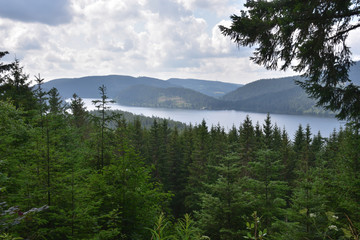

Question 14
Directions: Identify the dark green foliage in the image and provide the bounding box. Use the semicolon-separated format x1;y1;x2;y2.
69;93;89;130
0;67;170;239
196;152;245;240
0;59;36;111
220;0;360;123
116;85;227;109
1;58;359;239
48;87;65;114
185;120;210;212
91;85;117;170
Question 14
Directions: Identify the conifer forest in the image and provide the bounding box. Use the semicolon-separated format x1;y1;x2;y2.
0;55;359;239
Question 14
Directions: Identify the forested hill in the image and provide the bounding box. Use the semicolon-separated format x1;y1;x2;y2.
42;61;360;116
222;76;301;102
223;61;360;103
42;75;176;99
42;75;240;99
115;85;226;109
167;78;242;98
222;61;360;116
220;76;326;115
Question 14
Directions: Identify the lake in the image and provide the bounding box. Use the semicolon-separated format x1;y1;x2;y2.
82;99;344;139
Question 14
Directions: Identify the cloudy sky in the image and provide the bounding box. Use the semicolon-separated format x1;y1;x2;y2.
1;0;360;84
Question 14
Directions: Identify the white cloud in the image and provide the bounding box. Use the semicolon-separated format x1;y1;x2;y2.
177;0;247;19
347;27;360;61
0;0;308;84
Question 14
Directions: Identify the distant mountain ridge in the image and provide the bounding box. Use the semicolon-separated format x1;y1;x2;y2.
42;75;176;99
42;61;360;116
43;75;241;99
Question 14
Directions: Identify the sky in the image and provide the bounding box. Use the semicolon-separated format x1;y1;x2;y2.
1;0;360;84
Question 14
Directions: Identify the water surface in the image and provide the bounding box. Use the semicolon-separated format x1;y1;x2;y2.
83;99;344;139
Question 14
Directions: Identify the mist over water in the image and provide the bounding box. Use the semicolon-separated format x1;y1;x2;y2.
82;99;343;139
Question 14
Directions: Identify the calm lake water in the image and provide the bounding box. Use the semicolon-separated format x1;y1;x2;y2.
83;99;344;139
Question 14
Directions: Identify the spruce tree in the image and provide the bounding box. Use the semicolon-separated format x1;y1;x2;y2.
92;85;115;170
0;59;36;111
196;152;245;240
185;120;209;212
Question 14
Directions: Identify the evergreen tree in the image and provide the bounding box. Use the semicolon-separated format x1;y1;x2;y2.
279;128;296;209
48;87;65;114
263;113;273;149
220;0;360;123
0;51;14;77
166;127;188;218
0;59;36;111
227;125;239;152
33;74;49;121
238;116;256;177
92;85;115;170
196;152;245;240
208;124;228;182
148;119;162;180
69;93;89;137
327;126;360;233
185;120;209;212
128;117;146;155
246;116;288;233
247;149;287;233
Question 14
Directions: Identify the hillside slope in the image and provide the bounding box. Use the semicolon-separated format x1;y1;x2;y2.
221;62;360;116
222;76;302;102
41;61;360;116
167;78;242;98
116;85;225;109
42;75;175;99
43;75;242;99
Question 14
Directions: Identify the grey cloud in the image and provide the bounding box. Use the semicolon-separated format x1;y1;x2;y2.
192;0;213;9
0;0;73;25
146;0;191;19
18;36;42;50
